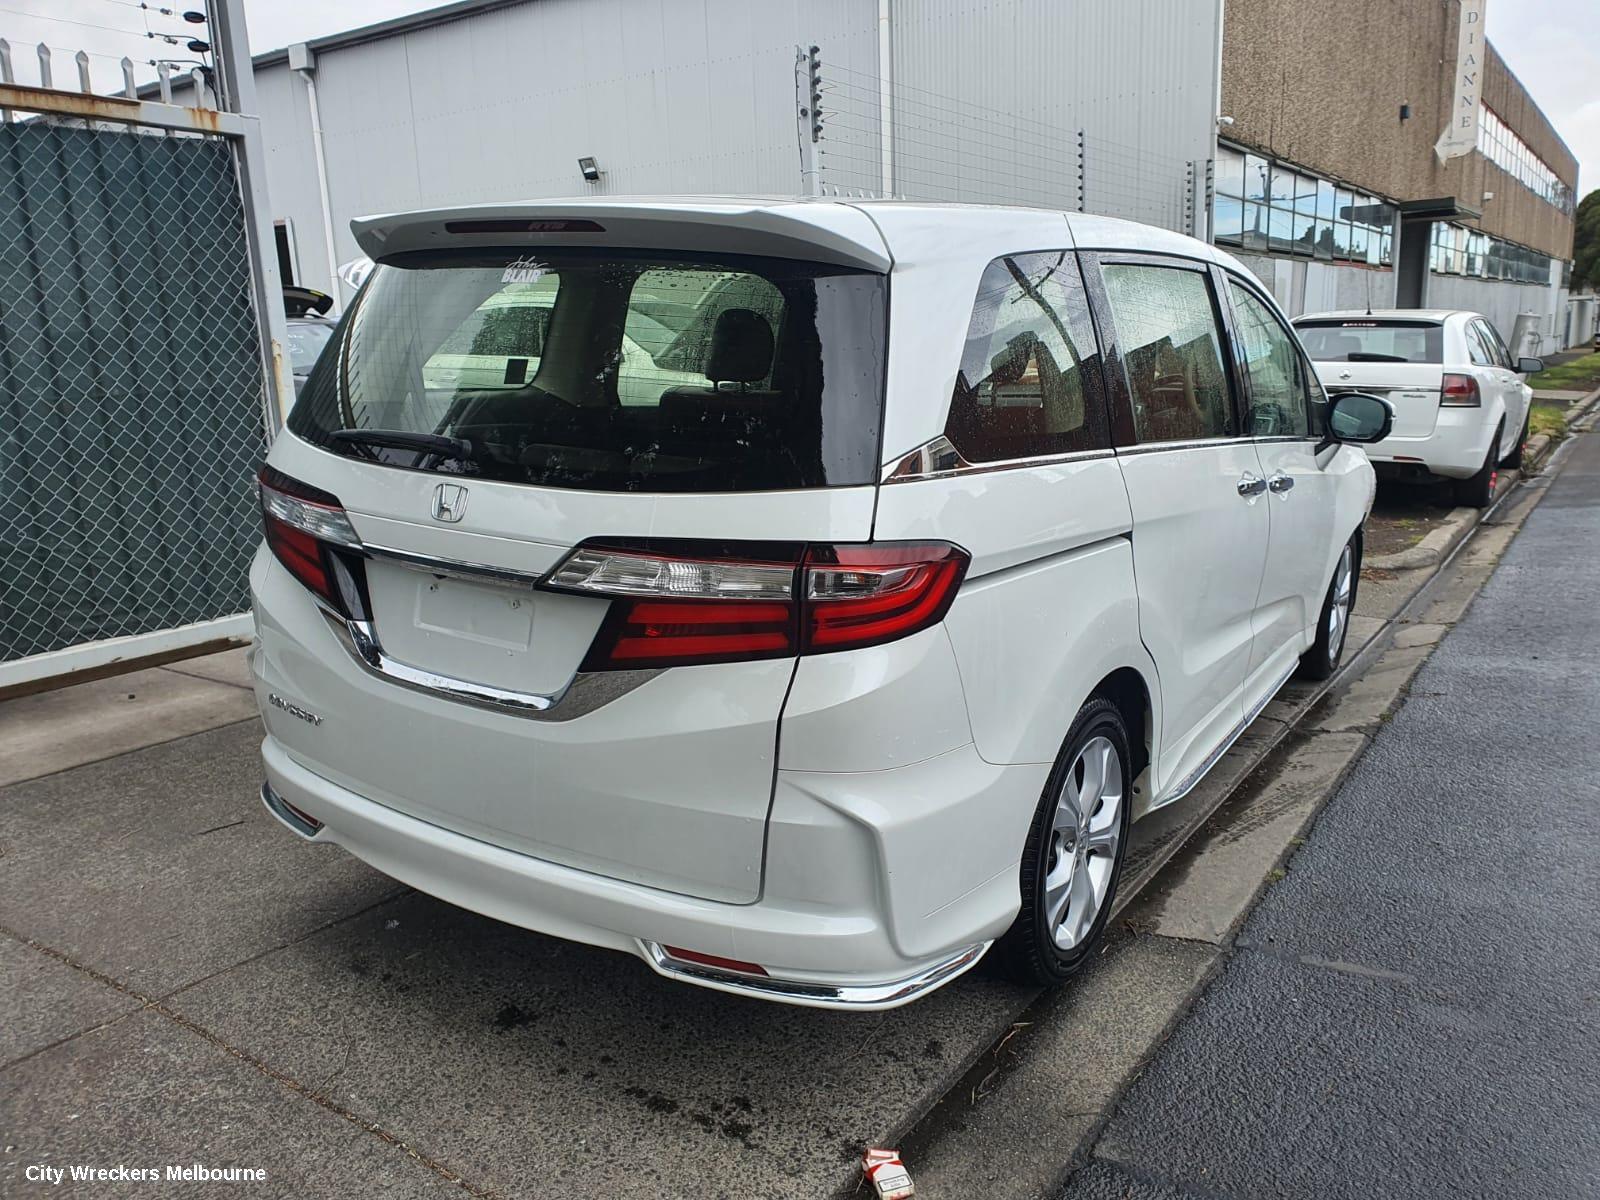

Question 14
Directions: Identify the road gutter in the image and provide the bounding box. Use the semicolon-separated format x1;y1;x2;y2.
883;424;1587;1200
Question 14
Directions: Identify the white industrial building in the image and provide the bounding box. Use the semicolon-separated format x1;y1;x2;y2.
179;0;1585;349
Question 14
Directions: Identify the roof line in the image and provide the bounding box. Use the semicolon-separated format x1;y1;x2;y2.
252;0;532;68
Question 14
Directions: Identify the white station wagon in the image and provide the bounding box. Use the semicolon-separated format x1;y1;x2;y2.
1294;308;1542;507
254;198;1390;1009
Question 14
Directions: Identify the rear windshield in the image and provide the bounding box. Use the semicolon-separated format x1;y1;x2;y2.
1294;320;1443;365
288;249;887;492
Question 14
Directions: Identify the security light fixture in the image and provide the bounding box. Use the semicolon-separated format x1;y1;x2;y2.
182;10;206;22
578;156;601;182
1400;103;1411;121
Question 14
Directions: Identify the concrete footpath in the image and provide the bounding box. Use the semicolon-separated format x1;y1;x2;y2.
1056;407;1600;1197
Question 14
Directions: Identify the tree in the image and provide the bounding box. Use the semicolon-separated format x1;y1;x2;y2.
1574;189;1600;293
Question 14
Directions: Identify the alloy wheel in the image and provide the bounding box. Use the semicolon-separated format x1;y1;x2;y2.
1328;543;1354;664
1044;735;1124;950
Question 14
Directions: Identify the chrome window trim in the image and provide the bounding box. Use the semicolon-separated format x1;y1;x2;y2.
881;435;1115;483
639;940;990;1009
1113;436;1246;457
318;604;660;722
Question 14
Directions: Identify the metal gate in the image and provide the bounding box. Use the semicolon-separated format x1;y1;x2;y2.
0;25;291;694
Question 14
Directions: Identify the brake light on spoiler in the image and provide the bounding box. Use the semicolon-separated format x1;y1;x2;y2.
545;539;970;670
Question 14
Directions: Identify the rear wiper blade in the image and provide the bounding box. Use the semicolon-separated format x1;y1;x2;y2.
1344;352;1410;363
329;428;478;466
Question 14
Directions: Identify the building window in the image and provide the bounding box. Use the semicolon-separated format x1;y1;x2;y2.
1476;105;1574;214
1431;221;1551;284
1213;146;1394;266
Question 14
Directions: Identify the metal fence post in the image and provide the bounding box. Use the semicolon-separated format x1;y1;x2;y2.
795;45;821;197
1076;130;1086;212
210;0;295;434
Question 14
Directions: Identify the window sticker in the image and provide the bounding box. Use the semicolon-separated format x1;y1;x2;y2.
502;257;548;285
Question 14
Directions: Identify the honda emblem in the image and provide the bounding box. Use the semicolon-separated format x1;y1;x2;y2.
431;483;469;523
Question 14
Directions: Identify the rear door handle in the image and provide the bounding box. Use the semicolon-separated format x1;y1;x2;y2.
1268;473;1295;494
1237;474;1268;497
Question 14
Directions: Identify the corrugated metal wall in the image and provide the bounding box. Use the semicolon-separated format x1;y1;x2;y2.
235;0;1220;296
251;0;880;295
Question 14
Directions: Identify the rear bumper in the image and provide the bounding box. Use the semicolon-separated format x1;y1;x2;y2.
260;735;1019;1010
1362;408;1497;479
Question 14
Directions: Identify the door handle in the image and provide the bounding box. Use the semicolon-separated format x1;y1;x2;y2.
1268;473;1295;494
1237;474;1268;498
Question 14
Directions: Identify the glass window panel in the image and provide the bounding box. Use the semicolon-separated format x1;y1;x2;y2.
1244;155;1269;202
1241;202;1268;250
1313;219;1335;260
1268;164;1296;207
1215;146;1246;198
1100;264;1236;444
1228;282;1309;438
1268;206;1295;252
945;252;1110;461
1213;195;1245;243
1316;179;1337;221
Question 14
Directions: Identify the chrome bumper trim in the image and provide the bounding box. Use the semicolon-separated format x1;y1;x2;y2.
318;606;659;722
638;940;991;1010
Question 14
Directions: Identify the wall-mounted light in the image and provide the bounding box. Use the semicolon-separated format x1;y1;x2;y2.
1399;103;1411;121
1217;115;1235;127
578;156;601;182
1482;190;1495;202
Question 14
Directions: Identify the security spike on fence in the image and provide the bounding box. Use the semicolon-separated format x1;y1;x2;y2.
157;61;172;103
37;42;50;90
0;39;13;86
122;57;136;100
76;49;91;95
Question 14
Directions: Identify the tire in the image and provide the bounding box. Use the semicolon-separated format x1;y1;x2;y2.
1453;421;1502;508
1297;536;1358;681
1502;413;1530;469
992;697;1132;986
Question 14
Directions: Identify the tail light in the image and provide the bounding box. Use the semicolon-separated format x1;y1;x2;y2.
257;465;361;611
546;539;969;670
1440;373;1481;406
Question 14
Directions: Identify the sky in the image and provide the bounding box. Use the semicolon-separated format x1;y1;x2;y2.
6;0;1599;197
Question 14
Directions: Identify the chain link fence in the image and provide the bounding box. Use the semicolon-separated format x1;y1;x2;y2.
0;119;266;664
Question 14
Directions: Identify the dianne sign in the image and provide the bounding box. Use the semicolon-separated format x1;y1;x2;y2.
1434;0;1487;162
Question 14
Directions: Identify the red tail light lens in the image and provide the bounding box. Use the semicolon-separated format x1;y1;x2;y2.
801;542;968;651
257;465;360;609
549;539;970;670
587;598;797;669
1440;373;1481;406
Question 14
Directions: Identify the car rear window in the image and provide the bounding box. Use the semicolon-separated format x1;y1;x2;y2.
288;249;887;493
1294;320;1443;365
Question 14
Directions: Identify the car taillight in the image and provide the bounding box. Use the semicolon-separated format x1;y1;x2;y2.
257;465;361;610
546;539;970;670
1440;373;1481;406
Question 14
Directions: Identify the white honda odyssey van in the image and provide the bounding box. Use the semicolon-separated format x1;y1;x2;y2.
253;198;1389;1010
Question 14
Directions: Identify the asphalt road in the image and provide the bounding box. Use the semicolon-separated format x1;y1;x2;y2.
1060;429;1600;1197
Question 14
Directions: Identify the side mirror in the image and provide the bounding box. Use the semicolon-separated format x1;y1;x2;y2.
1516;356;1544;375
1326;392;1393;444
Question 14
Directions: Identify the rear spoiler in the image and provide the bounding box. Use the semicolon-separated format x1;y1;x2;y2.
350;199;892;273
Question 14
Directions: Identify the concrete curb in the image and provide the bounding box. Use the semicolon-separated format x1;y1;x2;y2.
1364;505;1478;571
